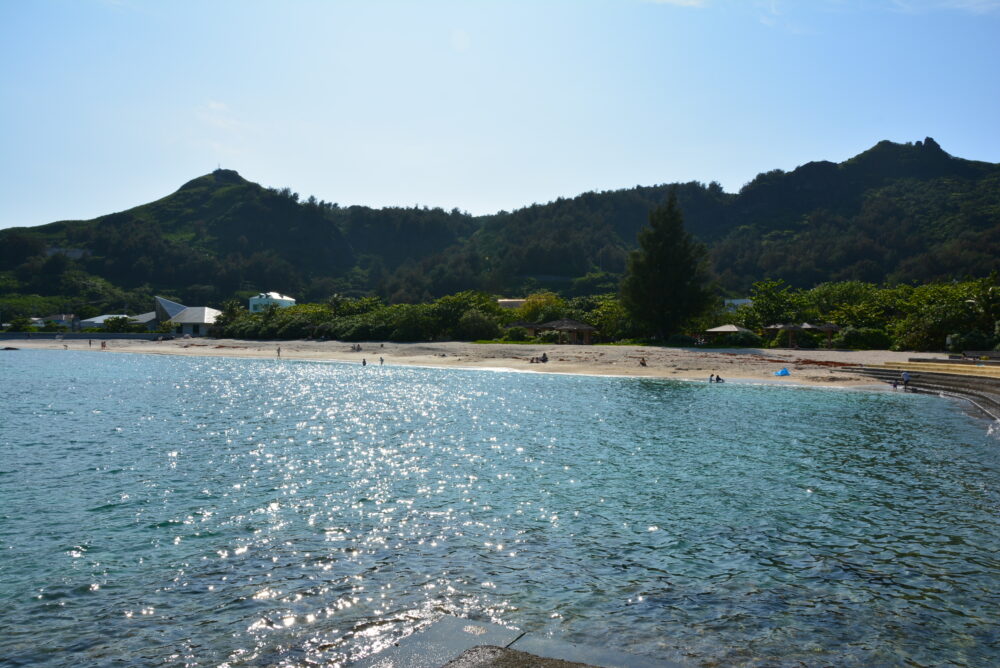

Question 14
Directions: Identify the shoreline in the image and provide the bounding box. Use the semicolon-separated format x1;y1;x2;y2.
4;337;945;389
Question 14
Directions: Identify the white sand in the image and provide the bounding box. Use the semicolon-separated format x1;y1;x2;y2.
6;337;943;387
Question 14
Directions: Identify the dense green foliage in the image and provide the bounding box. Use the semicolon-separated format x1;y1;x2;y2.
199;275;1000;353
1;138;998;321
209;290;635;344
620;191;713;339
719;275;1000;351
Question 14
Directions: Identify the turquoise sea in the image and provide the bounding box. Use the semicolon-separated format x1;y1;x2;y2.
2;350;999;666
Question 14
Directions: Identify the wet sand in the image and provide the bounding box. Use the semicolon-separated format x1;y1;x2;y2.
6;337;944;387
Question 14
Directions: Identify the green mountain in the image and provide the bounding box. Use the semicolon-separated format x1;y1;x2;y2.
396;136;998;299
2;137;998;315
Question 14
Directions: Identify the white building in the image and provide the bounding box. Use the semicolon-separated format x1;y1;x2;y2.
154;296;220;336
496;298;526;310
169;306;221;336
249;292;296;313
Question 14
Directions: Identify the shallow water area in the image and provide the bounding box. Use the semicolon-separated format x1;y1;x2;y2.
2;350;999;666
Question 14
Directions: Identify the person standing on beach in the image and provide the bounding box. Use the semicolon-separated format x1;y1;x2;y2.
277;346;281;358
379;357;384;366
709;373;715;382
901;370;911;391
362;358;367;366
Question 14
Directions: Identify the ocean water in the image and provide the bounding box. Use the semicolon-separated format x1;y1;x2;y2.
2;350;999;667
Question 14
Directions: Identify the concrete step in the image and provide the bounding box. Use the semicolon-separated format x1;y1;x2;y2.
877;361;1000;378
838;366;1000;419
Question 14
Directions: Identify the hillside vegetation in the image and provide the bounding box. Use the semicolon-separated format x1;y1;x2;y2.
1;137;998;319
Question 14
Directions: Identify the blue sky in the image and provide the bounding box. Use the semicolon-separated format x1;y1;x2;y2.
1;0;998;229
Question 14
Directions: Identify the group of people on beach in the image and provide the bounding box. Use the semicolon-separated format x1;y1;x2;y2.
529;353;548;364
708;373;724;383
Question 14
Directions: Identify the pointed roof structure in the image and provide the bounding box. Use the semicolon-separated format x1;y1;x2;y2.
155;296;187;324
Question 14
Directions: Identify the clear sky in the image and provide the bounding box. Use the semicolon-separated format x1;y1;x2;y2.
2;0;999;229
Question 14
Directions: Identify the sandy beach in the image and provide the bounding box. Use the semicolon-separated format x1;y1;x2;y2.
5;337;943;387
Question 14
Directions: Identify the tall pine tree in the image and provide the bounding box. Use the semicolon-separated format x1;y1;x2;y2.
620;191;713;339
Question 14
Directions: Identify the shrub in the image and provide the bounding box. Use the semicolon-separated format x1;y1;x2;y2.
452;309;500;341
534;330;563;344
7;316;34;332
717;331;763;347
39;321;69;333
832;326;891;350
501;326;529;341
946;330;995;353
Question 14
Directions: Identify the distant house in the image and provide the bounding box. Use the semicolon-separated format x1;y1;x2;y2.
169;306;221;336
129;311;158;330
249;292;296;313
38;313;76;328
154;296;221;336
497;298;526;310
80;314;129;329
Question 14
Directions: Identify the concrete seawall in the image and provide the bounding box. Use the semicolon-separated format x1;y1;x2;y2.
0;332;169;341
841;366;1000;420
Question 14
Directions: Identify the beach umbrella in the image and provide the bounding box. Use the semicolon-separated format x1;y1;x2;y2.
777;323;802;348
704;324;753;334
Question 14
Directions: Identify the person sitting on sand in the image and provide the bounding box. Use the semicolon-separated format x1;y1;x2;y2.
639;357;647;367
715;375;724;383
540;352;548;363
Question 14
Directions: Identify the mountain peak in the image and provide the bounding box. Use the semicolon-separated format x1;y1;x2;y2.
918;136;943;152
178;168;248;192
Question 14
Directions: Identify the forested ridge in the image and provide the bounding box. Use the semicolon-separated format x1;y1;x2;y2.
1;137;998;318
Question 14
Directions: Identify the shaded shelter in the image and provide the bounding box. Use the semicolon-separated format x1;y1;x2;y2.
705;324;753;344
767;323;803;348
537;319;598;345
504;320;541;338
801;322;840;348
705;324;753;334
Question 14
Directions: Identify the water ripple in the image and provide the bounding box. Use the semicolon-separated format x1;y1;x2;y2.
1;351;998;666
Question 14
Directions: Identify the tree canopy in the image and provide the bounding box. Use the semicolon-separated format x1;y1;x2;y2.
620;192;713;339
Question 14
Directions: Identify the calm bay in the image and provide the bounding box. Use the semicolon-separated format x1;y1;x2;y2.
2;350;998;666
